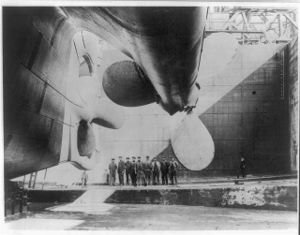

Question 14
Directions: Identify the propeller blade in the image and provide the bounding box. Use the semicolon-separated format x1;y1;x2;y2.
171;113;215;171
91;97;125;129
103;60;156;107
77;120;96;157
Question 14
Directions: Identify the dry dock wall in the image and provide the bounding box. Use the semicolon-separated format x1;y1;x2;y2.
201;45;290;175
24;180;297;211
158;41;297;177
105;185;297;211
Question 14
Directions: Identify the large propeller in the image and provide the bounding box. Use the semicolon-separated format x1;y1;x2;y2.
169;32;239;171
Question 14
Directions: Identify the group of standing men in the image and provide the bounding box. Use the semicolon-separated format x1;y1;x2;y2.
108;156;179;186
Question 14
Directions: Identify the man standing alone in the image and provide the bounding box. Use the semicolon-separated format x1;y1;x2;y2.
238;157;247;178
81;171;88;187
109;158;117;186
117;156;125;186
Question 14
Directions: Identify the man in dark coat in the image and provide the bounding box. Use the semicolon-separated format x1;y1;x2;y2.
160;158;169;185
81;171;88;187
117;156;126;186
152;158;160;185
169;158;178;185
136;156;146;186
238;157;246;178
108;158;117;186
144;156;152;185
130;156;137;187
125;157;131;185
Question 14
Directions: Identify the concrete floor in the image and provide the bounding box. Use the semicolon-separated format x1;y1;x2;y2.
6;203;298;230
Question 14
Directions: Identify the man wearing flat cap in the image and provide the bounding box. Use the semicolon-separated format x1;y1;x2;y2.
161;157;169;185
109;158;117;186
137;156;146;186
152;158;160;185
130;156;137;186
125;157;131;185
117;156;125;186
144;156;152;185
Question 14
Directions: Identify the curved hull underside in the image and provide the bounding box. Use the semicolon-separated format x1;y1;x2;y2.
3;7;207;179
